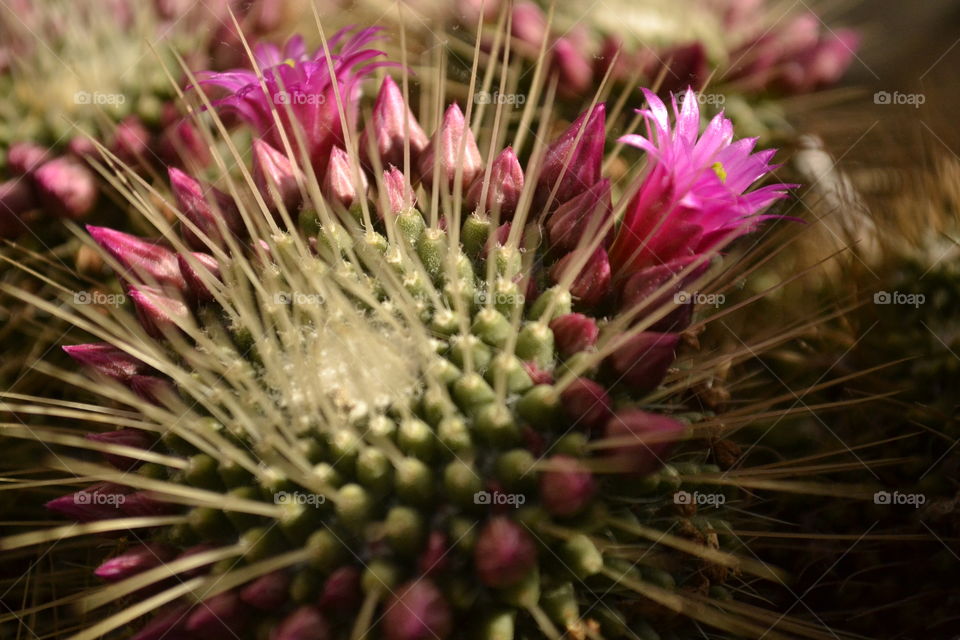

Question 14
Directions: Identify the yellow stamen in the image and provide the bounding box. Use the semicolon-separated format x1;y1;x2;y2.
712;162;727;183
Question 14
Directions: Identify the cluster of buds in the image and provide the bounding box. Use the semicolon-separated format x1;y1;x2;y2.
30;26;791;640
454;0;857;98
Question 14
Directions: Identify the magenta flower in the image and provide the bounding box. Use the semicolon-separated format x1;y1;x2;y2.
196;29;389;175
608;88;793;276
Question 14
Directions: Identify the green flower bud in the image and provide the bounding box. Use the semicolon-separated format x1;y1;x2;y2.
327;430;360;473
430;308;460;336
449;516;478;552
428;356;462;386
562;534;604;579
462;212;491;257
472;308;513;348
444;459;484;507
398;418;436;460
498;564;540;608
185;453;223;489
187;506;233;539
495;449;537;492
384;505;424;554
516;385;562;427
311;462;344;489
241;525;284;562
362;558;400;594
225;486;262;530
396;210;425;244
290;568;324;603
485;353;535;394
279;500;326;544
449;334;493;371
541;582;578;627
336;483;373;530
476;609;516;640
367;415;397;441
356;447;393;493
395;457;434;505
528;286;572;322
516;322;554;368
452;373;496;412
474;403;521;446
552;432;588;457
640;566;676;590
438;416;473;454
417;227;447;280
218;459;253;488
305;529;345;572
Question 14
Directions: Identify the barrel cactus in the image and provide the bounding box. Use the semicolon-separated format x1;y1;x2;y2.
0;23;823;640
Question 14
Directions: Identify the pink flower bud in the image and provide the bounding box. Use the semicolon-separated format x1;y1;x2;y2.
467;146;524;218
158;119;212;168
185;591;248;639
549;313;599;358
522;361;553;386
318;565;362;612
240;570;291;610
560;378;612;433
474;517;537;588
45;483;132;522
539;455;597;517
128;286;191;339
87;225;186;290
534;104;605;208
511;2;548;50
606;331;679;393
129;374;176;405
552;37;594;97
6;142;50;175
33;157;97;218
272;606;331;640
62;343;150;381
380;165;416;217
648;43;708;95
94;543;177;581
418;103;483;189
549;248;611;308
362;75;429;170
603;410;686;475
111;116;151;164
383;579;453;640
253;139;304;212
547;179;612;252
168;167;243;250
418;531;450;576
118;491;177;518
323;146;368;210
177;252;221;303
130;604;190;640
85;429;154;470
67;136;99;161
620;256;707;332
0;179;37;238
